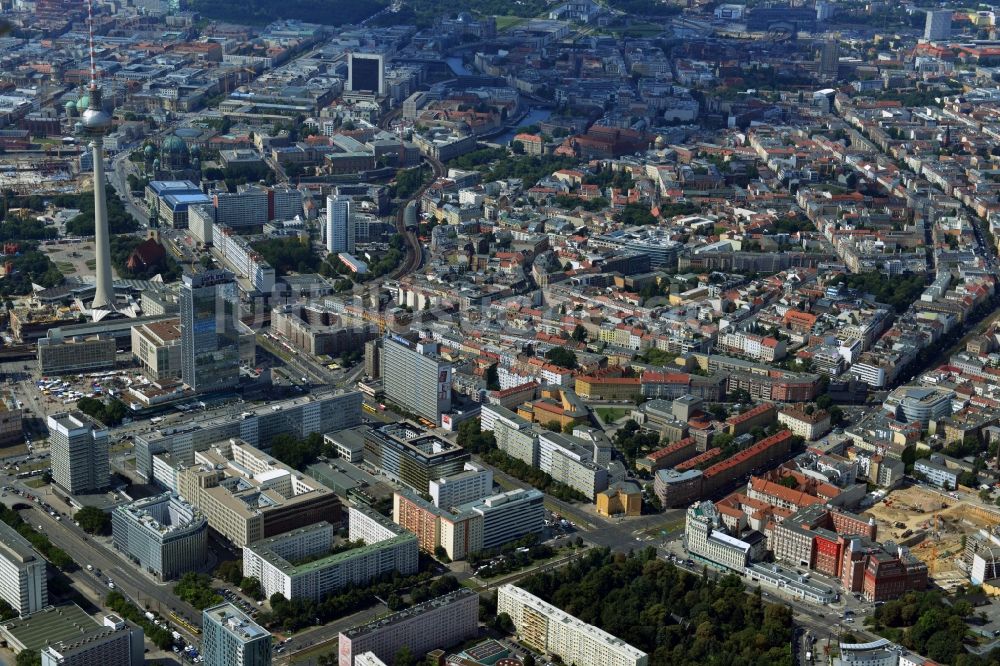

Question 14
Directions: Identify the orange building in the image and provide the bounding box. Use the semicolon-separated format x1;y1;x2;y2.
596;482;642;517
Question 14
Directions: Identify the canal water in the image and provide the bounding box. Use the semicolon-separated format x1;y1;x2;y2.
495;108;553;145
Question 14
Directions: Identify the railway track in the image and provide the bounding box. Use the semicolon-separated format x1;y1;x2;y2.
389;154;444;279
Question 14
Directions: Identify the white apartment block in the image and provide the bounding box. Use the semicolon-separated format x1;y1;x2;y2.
0;521;46;616
212;224;276;293
337;589;478;666
271;186;304;221
537;431;609;499
429;462;493;509
850;362;887;388
243;508;417;602
497;585;648;666
480;404;527;433
214;186;268;227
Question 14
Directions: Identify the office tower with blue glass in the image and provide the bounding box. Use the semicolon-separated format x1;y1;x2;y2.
180;269;240;394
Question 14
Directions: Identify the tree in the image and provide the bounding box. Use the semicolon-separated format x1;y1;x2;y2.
958;470;978;488
614;203;657;226
486;364;500;391
215;559;244;586
544;347;577;369
394;646;418;666
572;324;587;342
252;237;319;276
270;432;324;470
16;650;40;666
174;572;222;610
494;611;515;633
523;656;537;666
0;598;16;622
74;506;111;535
434;546;450;563
240;576;263;600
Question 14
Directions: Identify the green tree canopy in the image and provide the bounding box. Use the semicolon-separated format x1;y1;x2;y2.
74;506;111;535
544;347;577;369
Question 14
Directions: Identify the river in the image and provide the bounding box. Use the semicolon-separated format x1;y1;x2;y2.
495;108;554;145
445;57;473;76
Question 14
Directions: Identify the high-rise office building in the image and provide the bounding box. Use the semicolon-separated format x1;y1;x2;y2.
134;390;363;482
364;339;381;379
214;186;268;227
202;603;272;666
819;39;839;80
924;9;952;40
47;411;110;494
0;521;47;616
347;53;385;95
0;393;22;447
270;186;304;221
180;270;240;394
326;195;354;254
364;422;469;492
111;493;208;580
381;336;452;424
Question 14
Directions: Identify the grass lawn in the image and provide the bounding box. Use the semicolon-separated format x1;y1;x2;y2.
55;262;76;274
85;259;96;269
495;15;526;30
23;478;46;489
595;406;630;422
641;517;685;538
19;460;49;473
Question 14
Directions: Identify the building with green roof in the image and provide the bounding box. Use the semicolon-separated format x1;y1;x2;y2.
242;506;417;602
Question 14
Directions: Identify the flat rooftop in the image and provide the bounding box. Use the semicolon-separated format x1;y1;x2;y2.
343;588;477;639
0;604;98;652
372;422;463;458
203;603;268;642
0;520;41;564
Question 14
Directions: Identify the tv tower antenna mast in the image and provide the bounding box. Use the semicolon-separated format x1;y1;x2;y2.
80;0;116;316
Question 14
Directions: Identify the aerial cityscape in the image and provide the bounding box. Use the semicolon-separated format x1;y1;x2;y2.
7;0;1000;664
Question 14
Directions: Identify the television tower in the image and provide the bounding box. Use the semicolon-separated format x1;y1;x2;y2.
80;0;115;315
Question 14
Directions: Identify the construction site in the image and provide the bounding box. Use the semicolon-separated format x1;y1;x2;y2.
0;155;80;194
864;485;1000;591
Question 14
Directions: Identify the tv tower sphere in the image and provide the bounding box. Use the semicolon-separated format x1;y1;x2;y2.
81;92;112;136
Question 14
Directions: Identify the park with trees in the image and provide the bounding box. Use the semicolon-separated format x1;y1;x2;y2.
517;546;795;666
